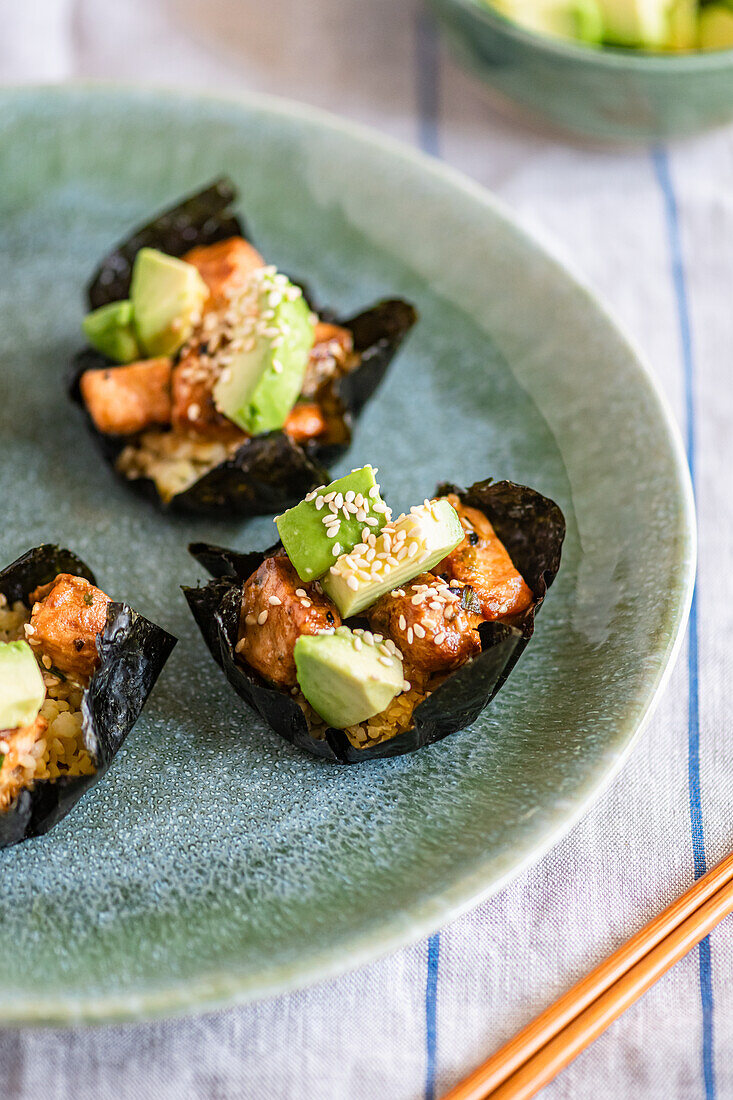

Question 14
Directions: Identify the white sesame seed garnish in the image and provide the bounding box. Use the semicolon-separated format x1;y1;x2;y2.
295;589;307;597
413;624;426;638
402;680;411;692
406;627;414;644
353;636;363;651
235;639;246;653
398;614;407;631
332;543;342;556
434;632;447;645
257;610;269;625
268;596;282;605
378;656;394;667
347;577;359;590
300;598;312;607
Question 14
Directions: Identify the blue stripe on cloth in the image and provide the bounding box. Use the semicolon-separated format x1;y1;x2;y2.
651;144;716;1100
425;933;441;1100
415;9;441;157
415;12;441;1098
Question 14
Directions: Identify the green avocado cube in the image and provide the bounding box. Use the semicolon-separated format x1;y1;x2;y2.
699;4;733;47
82;300;141;363
596;0;670;47
493;0;603;42
131;248;208;358
294;626;404;729
0;640;46;731
322;498;464;619
212;270;314;436
276;466;390;583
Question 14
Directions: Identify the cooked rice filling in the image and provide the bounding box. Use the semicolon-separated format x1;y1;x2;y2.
0;597;94;813
295;680;430;750
116;432;240;502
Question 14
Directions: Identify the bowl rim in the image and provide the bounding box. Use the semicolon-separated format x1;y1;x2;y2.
440;0;733;69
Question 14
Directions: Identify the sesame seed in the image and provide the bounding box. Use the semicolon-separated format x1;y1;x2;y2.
345;490;355;503
269;596;282;605
398;614;407;630
42;654;52;669
369;485;379;498
300;598;312;607
402;680;411;692
295;589;307;597
257;610;269;625
353;637;363;651
434;632;447;645
332;543;342;556
406;627;414;644
235;639;246;653
347;577;359;590
413;624;426;638
365;516;379;526
378;656;394;667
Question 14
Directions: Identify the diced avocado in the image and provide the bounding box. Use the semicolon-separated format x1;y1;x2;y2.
130;248;208;358
699;4;733;48
664;0;697;48
213;270;314;436
82;300;141;363
322;499;464;619
493;0;603;42
276;467;390;583
0;641;45;731
596;0;671;47
294;626;403;728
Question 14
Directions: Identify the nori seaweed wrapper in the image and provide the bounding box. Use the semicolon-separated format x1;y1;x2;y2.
0;546;177;848
183;479;565;763
71;179;417;515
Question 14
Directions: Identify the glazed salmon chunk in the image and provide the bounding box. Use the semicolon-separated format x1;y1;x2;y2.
79;358;172;436
28;574;111;679
237;554;341;688
368;573;482;676
183;237;265;307
436;496;533;620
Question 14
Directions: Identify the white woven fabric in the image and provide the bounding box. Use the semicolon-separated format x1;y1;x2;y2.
1;1;731;1096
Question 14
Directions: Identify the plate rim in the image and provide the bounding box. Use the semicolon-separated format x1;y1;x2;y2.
0;81;696;1026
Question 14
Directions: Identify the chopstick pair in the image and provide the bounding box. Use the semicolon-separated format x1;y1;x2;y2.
443;850;733;1100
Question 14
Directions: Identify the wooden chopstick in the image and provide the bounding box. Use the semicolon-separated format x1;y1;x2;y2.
443;850;733;1100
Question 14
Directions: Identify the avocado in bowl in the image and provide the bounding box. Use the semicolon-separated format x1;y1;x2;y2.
428;0;733;141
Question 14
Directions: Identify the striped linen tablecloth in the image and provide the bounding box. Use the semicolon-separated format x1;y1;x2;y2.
1;1;731;1096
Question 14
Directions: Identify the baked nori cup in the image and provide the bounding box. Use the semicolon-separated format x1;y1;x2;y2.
182;479;565;763
70;178;417;515
0;545;177;849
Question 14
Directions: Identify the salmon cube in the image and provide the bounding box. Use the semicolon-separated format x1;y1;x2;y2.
79;358;172;436
183;237;264;307
28;574;111;679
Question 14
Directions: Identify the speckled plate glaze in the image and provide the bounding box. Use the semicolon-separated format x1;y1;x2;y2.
0;85;694;1025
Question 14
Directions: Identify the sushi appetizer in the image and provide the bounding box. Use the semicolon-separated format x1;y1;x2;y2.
184;467;565;762
70;179;416;514
0;546;176;848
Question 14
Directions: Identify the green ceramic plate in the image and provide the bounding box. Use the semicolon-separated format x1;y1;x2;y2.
0;85;694;1025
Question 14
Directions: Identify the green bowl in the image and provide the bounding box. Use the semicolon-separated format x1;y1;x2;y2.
428;0;733;142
